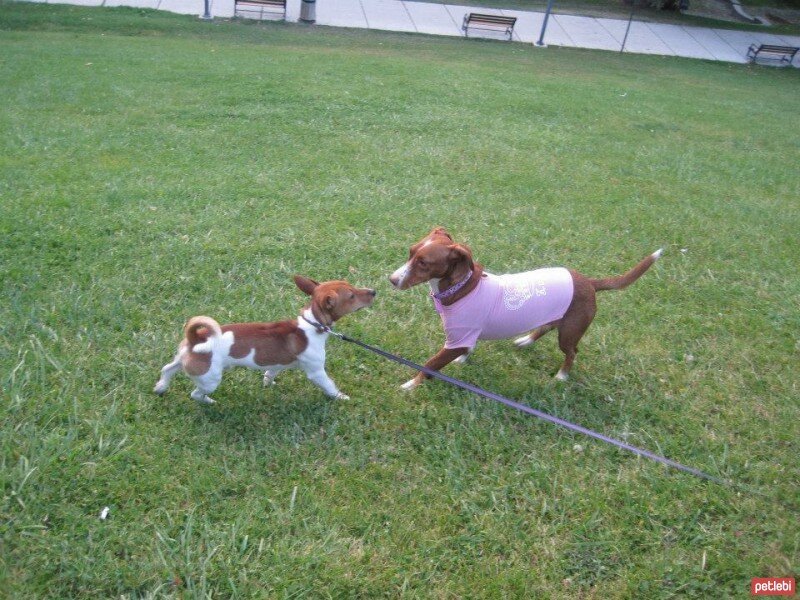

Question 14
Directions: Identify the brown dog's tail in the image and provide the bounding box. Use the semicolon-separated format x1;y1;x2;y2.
184;316;222;353
589;249;663;291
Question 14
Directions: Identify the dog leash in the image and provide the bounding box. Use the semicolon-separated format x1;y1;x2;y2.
301;317;788;504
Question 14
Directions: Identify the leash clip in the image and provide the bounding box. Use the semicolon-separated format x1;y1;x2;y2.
300;314;344;338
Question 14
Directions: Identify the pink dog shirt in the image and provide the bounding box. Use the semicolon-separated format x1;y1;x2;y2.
433;268;574;350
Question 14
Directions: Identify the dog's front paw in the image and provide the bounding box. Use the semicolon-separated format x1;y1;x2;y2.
554;370;569;382
401;378;420;391
335;392;350;400
153;381;168;396
453;353;470;364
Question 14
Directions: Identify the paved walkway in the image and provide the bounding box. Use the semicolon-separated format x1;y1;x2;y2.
28;0;800;64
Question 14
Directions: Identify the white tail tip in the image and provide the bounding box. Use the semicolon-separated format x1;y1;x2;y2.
652;248;664;260
191;341;213;354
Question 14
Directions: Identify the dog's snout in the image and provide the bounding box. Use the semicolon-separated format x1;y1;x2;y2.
390;262;411;289
368;289;377;297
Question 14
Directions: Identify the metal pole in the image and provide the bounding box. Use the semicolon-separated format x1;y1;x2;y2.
535;0;555;47
200;0;212;20
620;1;635;53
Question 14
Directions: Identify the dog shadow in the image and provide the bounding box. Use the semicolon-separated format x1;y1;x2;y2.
441;348;631;429
166;347;631;450
184;372;339;442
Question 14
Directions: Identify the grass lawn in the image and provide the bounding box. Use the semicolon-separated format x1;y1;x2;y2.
1;3;799;597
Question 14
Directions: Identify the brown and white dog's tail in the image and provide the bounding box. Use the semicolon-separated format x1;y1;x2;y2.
184;316;222;354
589;249;663;292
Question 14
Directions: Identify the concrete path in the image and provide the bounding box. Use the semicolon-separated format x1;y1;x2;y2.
34;0;800;65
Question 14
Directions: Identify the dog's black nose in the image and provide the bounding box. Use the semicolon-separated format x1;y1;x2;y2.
368;289;377;297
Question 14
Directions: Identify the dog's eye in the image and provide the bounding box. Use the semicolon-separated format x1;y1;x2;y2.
418;260;427;269
350;293;355;299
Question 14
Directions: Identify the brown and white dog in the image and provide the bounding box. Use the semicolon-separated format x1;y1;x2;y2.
389;227;661;389
154;276;376;404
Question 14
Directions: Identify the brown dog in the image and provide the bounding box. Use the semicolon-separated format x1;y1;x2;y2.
389;227;661;389
154;276;376;404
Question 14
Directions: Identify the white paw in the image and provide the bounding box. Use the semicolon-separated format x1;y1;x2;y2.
263;377;276;387
335;392;350;400
401;379;420;391
153;381;168;395
554;370;569;382
514;335;533;348
192;393;216;404
453;354;470;364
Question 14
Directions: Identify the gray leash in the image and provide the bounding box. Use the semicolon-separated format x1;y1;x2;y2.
303;317;789;507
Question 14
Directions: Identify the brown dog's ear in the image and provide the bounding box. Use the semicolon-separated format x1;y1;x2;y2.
311;291;337;326
448;244;474;269
430;226;453;240
294;275;319;296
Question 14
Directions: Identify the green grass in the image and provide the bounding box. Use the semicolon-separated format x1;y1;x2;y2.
1;3;799;597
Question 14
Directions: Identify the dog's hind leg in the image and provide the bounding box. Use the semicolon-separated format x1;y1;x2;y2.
189;373;222;405
554;309;595;381
263;364;291;387
190;388;216;404
154;353;183;396
514;321;559;348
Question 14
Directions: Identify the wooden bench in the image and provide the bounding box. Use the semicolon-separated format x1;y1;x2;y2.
746;44;799;66
235;0;286;20
462;13;516;41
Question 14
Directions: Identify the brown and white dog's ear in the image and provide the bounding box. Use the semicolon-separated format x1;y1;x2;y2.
311;291;337;326
322;292;336;311
294;275;320;296
430;226;453;240
448;244;474;269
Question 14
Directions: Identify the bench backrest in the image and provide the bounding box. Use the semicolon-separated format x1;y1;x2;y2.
236;0;285;6
755;44;799;54
466;13;517;26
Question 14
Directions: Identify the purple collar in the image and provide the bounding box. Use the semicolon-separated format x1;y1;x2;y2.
433;270;473;300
